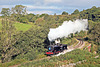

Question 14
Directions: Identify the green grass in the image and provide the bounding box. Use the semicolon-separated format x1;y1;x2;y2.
19;49;96;67
76;57;100;67
14;22;32;32
0;20;33;32
0;59;26;67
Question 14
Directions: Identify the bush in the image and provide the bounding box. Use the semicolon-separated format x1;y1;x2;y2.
20;49;96;67
0;59;26;67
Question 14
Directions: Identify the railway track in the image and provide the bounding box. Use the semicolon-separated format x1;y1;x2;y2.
10;40;84;67
73;40;83;49
53;40;84;56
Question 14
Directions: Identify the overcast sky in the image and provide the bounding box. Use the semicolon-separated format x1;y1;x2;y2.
0;0;100;15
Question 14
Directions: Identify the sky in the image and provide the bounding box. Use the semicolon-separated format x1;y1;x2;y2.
0;0;100;15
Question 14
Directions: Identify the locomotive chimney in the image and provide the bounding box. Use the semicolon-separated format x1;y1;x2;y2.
55;38;60;45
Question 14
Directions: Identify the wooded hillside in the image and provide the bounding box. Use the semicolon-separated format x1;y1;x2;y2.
0;5;100;67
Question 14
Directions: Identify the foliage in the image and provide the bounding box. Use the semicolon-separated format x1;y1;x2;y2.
13;25;49;60
0;59;26;67
0;20;32;32
88;22;100;45
0;5;100;67
61;37;77;46
0;18;19;62
0;8;10;16
20;49;96;67
62;11;68;15
76;57;100;67
75;31;86;39
79;6;100;22
97;46;100;55
71;9;79;15
11;5;27;15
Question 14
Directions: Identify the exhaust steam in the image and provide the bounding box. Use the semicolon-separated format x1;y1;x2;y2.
48;19;88;41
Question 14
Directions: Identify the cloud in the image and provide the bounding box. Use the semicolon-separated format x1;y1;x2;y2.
27;10;53;15
0;5;14;8
26;5;61;10
44;0;62;3
61;0;100;8
0;0;99;15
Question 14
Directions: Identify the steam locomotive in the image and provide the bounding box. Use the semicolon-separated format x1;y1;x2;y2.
46;44;67;55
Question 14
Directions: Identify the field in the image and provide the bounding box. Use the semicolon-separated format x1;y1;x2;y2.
14;22;32;32
0;19;32;32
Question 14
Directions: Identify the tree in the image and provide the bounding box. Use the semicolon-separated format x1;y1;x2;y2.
72;9;79;15
1;8;10;16
62;11;68;15
20;17;29;23
26;14;35;22
88;23;100;45
11;5;27;15
0;18;18;62
14;26;49;59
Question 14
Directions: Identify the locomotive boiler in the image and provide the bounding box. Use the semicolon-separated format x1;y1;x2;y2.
46;43;67;55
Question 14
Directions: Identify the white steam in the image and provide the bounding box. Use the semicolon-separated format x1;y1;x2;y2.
48;19;88;41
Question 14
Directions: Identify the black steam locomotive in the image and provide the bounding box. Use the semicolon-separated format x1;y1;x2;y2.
46;44;67;55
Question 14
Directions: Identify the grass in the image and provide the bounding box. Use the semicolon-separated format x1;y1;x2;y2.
0;59;27;67
19;49;96;67
0;19;33;32
14;22;32;32
76;57;100;67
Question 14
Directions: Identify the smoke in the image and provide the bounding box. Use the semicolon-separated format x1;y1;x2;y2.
48;19;88;41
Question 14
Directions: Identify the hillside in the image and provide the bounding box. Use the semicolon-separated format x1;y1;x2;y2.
0;19;32;32
0;6;100;67
19;49;99;67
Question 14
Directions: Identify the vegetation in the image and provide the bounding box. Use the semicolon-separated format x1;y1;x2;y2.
0;5;100;67
1;8;10;16
71;9;79;15
14;22;32;32
61;37;78;46
0;18;17;62
76;57;100;67
20;49;96;67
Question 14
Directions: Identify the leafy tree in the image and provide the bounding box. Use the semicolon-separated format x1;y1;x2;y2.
62;11;68;15
79;6;100;21
0;18;18;62
88;23;100;45
1;8;11;16
39;14;48;17
11;5;27;15
14;26;49;59
72;9;79;15
26;14;35;22
18;16;29;23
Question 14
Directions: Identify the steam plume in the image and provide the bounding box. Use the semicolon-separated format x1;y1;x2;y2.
48;19;88;41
